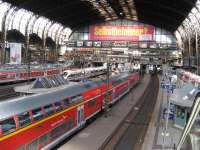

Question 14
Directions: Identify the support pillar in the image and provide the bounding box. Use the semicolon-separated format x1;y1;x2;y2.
1;7;11;64
188;36;191;68
195;31;199;75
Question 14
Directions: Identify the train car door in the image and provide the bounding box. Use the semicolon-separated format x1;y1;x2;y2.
77;105;85;127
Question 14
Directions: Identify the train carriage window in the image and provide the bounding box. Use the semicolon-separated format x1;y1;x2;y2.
39;133;49;148
27;139;38;150
50;122;68;141
84;83;92;89
0;74;7;78
70;95;83;104
32;108;44;121
63;98;70;107
17;145;25;150
18;111;31;128
63;72;68;76
0;118;16;135
44;104;54;116
88;99;96;107
54;101;63;112
68;118;75;130
8;74;16;78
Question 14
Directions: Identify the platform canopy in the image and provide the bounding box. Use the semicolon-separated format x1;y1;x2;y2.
170;82;196;107
2;0;196;32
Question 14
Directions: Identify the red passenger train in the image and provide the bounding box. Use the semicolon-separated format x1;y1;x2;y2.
0;68;62;83
0;72;140;150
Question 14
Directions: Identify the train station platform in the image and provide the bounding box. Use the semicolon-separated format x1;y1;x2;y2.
57;75;150;150
141;75;182;150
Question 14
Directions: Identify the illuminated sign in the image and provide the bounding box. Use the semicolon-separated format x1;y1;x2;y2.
89;25;155;41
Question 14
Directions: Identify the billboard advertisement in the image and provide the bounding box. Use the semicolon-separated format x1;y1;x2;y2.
89;25;155;41
10;43;21;64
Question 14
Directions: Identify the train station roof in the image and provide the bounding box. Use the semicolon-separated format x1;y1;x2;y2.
2;0;197;32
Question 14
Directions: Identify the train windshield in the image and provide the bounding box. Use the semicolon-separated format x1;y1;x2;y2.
0;118;16;135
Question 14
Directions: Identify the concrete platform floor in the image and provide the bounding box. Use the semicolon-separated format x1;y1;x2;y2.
141;75;182;150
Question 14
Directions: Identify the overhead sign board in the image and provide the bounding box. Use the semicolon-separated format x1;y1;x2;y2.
93;41;101;47
84;41;93;47
112;41;127;47
101;41;113;47
76;41;84;47
89;25;155;41
66;41;75;47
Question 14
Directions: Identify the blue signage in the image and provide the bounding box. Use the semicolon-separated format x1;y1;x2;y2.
163;108;175;120
161;82;176;93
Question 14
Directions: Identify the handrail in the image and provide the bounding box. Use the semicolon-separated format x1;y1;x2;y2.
176;96;200;150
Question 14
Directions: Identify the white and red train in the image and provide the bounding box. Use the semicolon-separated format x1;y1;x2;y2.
0;72;140;150
0;66;106;83
62;66;107;81
0;68;63;84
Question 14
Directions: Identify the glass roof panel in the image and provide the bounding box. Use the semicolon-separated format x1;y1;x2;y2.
196;0;200;10
177;26;187;40
58;27;72;44
48;23;61;41
33;17;49;38
6;7;16;31
43;21;52;39
55;27;63;43
188;13;199;33
0;1;71;42
37;18;49;38
0;2;11;31
176;0;200;40
182;19;192;36
11;9;27;34
27;15;37;34
175;31;183;48
19;10;33;35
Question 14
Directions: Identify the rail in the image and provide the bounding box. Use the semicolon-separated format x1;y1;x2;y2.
99;75;159;150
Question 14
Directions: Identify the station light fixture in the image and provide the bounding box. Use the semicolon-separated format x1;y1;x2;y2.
118;0;138;21
81;0;117;21
81;0;138;21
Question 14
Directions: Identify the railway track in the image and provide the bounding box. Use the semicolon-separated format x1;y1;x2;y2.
0;82;29;101
100;74;159;150
0;87;20;100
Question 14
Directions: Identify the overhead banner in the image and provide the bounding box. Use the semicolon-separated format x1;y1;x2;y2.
89;25;155;41
10;43;21;64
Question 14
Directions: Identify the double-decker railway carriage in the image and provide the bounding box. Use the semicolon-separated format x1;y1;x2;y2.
0;72;140;150
0;68;62;84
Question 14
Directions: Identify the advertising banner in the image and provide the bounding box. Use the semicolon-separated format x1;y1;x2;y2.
89;25;155;41
10;43;21;64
